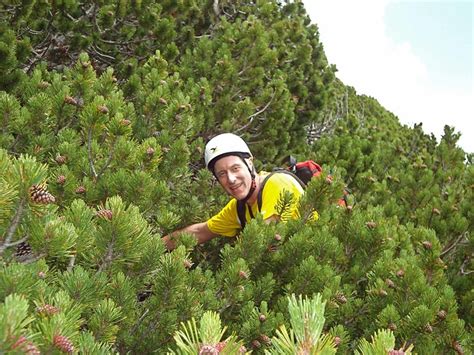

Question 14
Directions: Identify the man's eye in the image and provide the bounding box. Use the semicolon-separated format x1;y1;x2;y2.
217;172;226;179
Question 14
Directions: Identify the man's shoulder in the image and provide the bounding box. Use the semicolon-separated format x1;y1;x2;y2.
263;171;304;191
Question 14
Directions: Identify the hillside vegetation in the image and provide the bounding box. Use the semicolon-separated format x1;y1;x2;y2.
0;1;472;353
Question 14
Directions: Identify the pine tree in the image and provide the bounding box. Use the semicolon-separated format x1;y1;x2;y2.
0;1;472;354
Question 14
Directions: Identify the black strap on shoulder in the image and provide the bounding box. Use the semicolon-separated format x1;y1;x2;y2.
237;171;305;230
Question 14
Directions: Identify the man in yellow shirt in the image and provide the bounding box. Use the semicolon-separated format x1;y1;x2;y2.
163;133;304;250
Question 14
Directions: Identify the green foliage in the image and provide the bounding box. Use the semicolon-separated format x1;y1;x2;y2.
170;311;246;355
0;1;472;354
356;329;413;355
266;294;336;354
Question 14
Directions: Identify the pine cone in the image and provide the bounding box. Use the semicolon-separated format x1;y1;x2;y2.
120;119;131;126
64;96;78;106
366;221;377;229
260;334;271;345
29;184;55;204
96;209;113;221
97;105;109;114
37;304;60;316
15;241;32;258
333;336;341;347
55;155;67;165
251;340;261;349
385;278;395;288
38;81;50;89
388;350;405;355
75;186;86;194
452;340;464;355
422;241;432;250
198;345;219;355
335;293;347;304
215;342;227;352
238;270;249;279
57;175;66;185
388;322;397;331
146;147;155;156
259;314;266;322
11;336;40;355
53;334;74;354
437;310;447;320
396;269;405;278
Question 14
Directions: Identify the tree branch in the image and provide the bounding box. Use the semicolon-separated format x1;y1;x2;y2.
98;235;115;273
234;91;276;134
67;255;76;272
87;127;98;179
440;231;468;257
96;137;118;179
0;197;26;256
213;0;220;16
460;256;473;276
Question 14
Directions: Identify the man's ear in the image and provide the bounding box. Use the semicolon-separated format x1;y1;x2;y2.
246;157;254;170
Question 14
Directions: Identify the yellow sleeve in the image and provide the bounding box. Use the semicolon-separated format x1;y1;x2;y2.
259;173;304;221
206;199;241;237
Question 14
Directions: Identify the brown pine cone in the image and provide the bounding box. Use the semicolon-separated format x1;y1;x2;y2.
238;270;249;279
198;345;219;355
75;186;86;194
64;96;78;106
53;334;74;354
97;105;109;114
11;336;40;355
96;209;113;221
437;310;447;320
335;293;347;304
29;184;55;204
422;241;432;250
15;241;32;258
55;155;67;165
37;304;60;316
146;147;155;156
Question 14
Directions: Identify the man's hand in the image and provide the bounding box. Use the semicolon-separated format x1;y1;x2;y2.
162;222;218;251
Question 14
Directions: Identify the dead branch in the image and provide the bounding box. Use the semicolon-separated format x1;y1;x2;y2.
234;90;276;134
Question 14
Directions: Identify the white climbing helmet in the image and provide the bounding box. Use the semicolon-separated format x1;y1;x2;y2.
204;133;252;170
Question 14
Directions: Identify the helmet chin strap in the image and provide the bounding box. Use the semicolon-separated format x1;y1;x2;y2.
240;159;257;203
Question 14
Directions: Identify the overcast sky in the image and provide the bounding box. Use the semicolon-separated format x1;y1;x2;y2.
301;0;473;153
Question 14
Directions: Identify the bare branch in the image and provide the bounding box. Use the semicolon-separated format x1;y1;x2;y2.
67;255;76;272
96;137;118;179
213;0;220;16
460;255;473;275
87;127;98;180
234;91;276;134
441;231;468;257
5;235;28;247
131;308;150;335
0;198;27;256
21;253;47;264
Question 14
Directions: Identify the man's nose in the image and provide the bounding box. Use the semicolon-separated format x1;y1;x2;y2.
228;172;237;183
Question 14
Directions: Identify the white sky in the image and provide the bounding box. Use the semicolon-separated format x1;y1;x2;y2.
302;0;473;153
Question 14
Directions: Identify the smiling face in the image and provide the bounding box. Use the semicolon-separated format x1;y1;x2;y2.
213;155;253;200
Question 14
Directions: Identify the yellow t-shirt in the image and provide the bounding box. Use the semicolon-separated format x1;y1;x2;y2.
207;172;305;237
